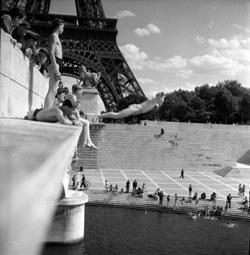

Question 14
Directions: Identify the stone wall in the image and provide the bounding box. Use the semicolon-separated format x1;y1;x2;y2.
0;29;48;118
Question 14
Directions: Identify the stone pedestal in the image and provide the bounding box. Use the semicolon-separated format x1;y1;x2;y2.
46;190;88;243
78;88;99;120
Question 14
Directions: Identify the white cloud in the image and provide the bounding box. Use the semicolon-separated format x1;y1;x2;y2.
195;35;206;44
137;77;157;86
208;22;215;30
119;44;192;79
113;10;136;19
176;69;194;79
208;38;240;49
190;54;227;66
184;82;199;91
120;29;250;87
119;44;148;70
147;23;161;34
134;23;161;37
190;35;250;77
134;28;151;37
233;24;250;34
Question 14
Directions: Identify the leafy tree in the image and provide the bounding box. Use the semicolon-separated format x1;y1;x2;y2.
104;79;250;124
240;94;250;123
214;88;233;123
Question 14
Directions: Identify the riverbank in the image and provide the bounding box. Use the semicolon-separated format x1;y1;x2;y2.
85;189;250;222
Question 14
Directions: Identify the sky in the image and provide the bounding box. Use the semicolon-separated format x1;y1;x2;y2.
50;0;250;98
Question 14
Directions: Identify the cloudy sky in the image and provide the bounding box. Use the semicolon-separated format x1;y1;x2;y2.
51;0;250;98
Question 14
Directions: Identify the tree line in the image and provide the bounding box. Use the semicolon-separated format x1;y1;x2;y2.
113;80;250;124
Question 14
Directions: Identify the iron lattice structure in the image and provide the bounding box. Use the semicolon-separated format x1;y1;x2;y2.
1;0;145;111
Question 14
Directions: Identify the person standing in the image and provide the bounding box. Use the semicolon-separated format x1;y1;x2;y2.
126;179;130;193
132;179;137;194
44;19;64;109
174;194;178;207
180;168;184;179
105;180;108;192
159;190;164;205
188;184;192;200
72;175;76;188
227;193;232;209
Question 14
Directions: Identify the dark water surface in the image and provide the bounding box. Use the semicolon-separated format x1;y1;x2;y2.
42;205;250;255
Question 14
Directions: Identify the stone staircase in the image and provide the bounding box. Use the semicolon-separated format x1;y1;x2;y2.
74;122;250;173
74;123;105;169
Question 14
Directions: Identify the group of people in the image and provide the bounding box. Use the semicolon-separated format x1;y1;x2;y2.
1;8;49;75
238;184;246;197
104;179;146;196
147;188;165;204
71;173;87;190
3;8;168;154
104;180;119;194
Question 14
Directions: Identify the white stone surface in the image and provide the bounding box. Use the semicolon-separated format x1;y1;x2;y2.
0;118;82;255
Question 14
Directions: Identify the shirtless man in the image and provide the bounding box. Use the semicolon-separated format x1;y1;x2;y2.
93;92;166;120
44;19;64;109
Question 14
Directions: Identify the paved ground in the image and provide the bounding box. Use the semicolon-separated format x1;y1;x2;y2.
73;169;250;200
69;169;250;219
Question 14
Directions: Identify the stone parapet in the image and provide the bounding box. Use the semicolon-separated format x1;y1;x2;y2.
0;119;83;255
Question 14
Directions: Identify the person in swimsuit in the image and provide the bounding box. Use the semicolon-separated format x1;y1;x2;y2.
93;92;166;120
28;99;80;125
66;84;97;149
44;18;64;109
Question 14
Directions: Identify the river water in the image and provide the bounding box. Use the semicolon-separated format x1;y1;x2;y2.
42;205;250;255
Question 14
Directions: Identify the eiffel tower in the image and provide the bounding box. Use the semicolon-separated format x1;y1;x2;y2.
1;0;145;111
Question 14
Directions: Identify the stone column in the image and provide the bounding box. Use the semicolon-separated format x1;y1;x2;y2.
46;190;88;243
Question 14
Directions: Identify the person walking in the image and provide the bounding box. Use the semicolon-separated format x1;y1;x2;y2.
180;168;184;179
